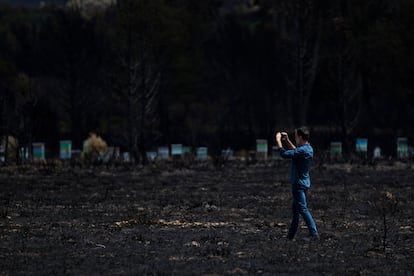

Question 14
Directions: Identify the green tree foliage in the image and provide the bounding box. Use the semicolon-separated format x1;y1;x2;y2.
0;6;48;162
0;0;414;158
37;5;107;148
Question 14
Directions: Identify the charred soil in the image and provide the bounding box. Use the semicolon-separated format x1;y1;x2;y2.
1;161;413;275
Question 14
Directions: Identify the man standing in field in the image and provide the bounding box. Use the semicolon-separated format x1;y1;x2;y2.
275;126;318;241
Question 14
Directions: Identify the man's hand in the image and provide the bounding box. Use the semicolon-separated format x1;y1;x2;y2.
281;131;296;150
276;132;282;142
275;132;283;148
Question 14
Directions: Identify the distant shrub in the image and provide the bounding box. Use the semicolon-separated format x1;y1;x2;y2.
83;133;108;161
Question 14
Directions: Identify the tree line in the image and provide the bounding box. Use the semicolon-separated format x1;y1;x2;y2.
1;0;414;163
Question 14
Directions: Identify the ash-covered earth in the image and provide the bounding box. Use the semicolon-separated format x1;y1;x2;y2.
1;161;413;275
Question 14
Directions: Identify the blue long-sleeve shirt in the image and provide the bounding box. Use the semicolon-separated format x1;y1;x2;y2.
278;143;313;191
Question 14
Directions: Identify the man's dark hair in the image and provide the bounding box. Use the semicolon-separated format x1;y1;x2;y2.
296;126;310;141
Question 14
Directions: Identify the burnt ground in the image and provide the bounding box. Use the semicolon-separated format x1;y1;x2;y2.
0;161;413;275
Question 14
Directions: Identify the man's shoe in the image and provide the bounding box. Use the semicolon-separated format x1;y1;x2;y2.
287;234;295;241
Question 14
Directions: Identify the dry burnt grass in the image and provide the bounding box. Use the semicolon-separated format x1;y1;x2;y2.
0;161;413;275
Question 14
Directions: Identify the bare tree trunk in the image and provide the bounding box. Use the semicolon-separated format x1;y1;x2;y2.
139;56;147;165
278;0;322;127
299;16;322;125
336;44;363;157
116;0;164;165
126;19;139;163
